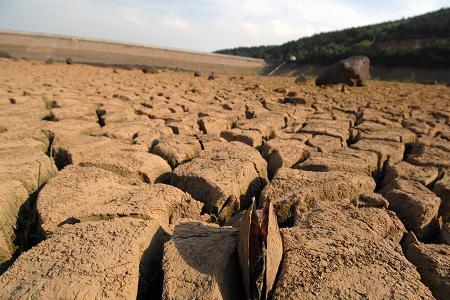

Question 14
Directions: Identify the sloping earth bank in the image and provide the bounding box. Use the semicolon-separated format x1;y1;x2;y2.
0;58;449;299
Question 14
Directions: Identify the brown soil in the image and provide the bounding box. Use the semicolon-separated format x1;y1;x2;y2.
0;57;449;299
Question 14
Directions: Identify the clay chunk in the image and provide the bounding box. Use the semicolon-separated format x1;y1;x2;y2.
0;144;57;193
382;179;441;241
0;218;162;300
151;134;202;168
296;147;378;176
0;180;29;264
383;161;439;187
36;165;139;235
260;168;375;224
260;138;309;178
351;139;405;168
272;202;433;300
79;148;171;183
162;220;242;300
171;141;268;215
405;234;450;300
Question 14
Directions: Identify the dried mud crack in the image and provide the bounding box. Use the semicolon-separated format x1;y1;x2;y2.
0;58;449;299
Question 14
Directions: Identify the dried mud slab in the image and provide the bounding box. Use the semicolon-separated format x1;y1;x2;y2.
171;141;268;215
79;148;171;183
260;168;375;224
235;112;287;139
50;133;129;169
306;134;345;153
36;165;139;235
220;128;263;147
162;220;242;300
272;202;433;299
0;180;29;264
295;147;378;176
98;119;167;142
351;139;405;168
132;126;174;150
0;119;50;153
0;218;161;300
41;118;101;136
150;134;202;168
50;105;98;122
0;144;57;193
382;179;441;241
198;116;232;134
357;127;416;144
75;183;203;233
354;192;389;209
383;161;439;187
407;137;450;168
405;234;450;300
260;138;310;178
299;119;351;142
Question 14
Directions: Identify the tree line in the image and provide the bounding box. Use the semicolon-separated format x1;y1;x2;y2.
216;8;450;68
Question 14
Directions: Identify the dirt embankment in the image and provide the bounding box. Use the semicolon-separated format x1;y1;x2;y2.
0;30;265;75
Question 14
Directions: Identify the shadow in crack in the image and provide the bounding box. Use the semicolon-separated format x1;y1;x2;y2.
1;185;46;276
137;226;170;300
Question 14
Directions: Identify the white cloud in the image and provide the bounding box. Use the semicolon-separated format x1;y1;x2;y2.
160;16;192;31
123;14;147;27
270;20;294;36
241;21;260;35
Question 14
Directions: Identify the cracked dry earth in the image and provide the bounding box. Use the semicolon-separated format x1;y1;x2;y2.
0;57;449;300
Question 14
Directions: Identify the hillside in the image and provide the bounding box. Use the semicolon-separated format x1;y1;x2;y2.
216;7;450;68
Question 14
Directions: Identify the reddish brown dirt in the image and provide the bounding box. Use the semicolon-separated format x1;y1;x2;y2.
0;58;449;299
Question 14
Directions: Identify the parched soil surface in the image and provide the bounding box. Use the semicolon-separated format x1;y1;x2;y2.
0;58;449;299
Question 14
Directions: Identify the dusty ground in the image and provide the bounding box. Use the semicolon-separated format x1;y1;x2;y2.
0;58;449;299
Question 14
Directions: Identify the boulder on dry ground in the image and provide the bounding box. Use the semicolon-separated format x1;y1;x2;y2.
315;55;370;86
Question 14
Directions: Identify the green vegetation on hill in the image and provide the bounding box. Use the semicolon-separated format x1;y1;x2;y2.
216;8;450;68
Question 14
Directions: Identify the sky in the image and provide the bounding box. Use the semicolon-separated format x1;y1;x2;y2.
0;0;449;52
